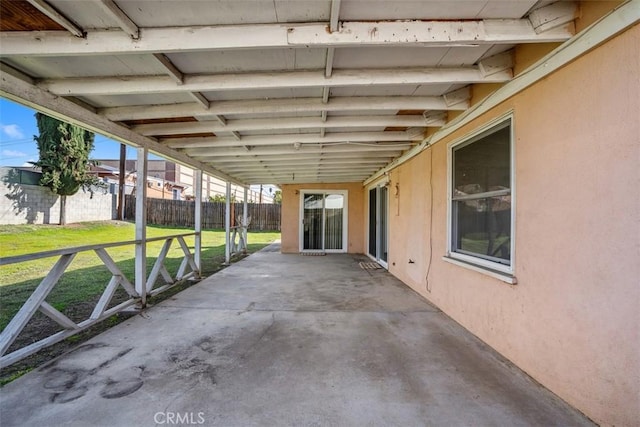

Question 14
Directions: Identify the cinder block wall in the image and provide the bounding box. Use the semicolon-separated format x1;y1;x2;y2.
0;182;116;225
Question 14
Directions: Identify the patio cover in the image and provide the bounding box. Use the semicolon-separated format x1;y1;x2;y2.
0;0;577;185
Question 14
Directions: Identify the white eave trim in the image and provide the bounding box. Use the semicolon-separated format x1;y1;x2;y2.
364;0;640;186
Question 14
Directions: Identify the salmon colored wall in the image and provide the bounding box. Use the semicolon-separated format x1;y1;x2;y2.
513;43;562;75
385;25;640;426
576;1;625;32
280;182;364;254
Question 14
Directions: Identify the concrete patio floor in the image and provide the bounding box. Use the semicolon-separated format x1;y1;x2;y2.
0;243;592;426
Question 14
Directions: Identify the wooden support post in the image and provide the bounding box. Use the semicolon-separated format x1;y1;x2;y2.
243;186;249;253
117;143;126;220
135;147;148;306
194;169;202;276
225;181;231;264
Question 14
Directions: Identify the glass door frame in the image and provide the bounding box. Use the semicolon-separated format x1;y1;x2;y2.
299;190;349;253
367;180;389;269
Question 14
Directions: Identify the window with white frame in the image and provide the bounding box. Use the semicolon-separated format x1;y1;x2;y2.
450;118;513;272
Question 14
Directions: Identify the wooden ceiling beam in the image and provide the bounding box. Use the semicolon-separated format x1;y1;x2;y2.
38;68;510;95
101;95;466;121
163;131;419;149
132;115;428;135
0;19;574;56
92;0;139;39
185;143;412;158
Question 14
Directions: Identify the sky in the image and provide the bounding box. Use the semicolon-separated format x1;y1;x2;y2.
0;97;142;167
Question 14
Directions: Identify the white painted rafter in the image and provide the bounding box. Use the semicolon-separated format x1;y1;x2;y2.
188;92;210;109
528;1;578;34
206;152;398;163
163;131;420;149
198;114;229;127
101;96;467;121
132;115;428;135
325;48;336;79
423;111;448;126
239;173;370;179
329;0;341;32
92;0;139;39
443;86;472;107
231;173;371;184
151;55;225;120
185;143;413;158
0;19;574;56
222;165;376;174
222;164;379;173
25;0;84;37
324;0;341;78
322;88;330;104
39;68;512;96
478;51;514;77
152;53;183;84
211;158;390;167
288;20;574;46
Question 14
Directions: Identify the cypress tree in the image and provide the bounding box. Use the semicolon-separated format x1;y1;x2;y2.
32;113;103;224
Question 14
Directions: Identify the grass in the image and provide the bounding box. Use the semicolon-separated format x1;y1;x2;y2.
0;220;280;333
460;232;510;259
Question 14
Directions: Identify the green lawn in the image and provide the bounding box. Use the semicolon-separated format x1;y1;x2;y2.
0;221;280;331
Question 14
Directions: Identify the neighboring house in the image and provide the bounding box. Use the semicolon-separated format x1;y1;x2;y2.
96;160;274;203
91;163;186;200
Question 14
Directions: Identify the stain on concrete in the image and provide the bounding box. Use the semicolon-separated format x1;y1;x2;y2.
100;378;144;399
50;385;88;404
42;369;78;391
166;347;219;386
39;343;143;404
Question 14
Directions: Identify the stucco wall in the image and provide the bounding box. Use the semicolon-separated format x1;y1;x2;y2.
280;182;364;253
385;25;639;426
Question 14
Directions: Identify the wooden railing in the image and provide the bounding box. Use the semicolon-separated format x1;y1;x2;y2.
0;233;199;369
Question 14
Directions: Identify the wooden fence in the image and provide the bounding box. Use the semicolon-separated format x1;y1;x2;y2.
124;195;281;231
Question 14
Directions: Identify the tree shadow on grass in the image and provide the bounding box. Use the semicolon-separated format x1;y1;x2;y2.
0;240;274;385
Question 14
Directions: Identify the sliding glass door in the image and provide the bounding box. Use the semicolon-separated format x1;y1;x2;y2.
368;184;389;267
301;191;347;252
303;194;324;250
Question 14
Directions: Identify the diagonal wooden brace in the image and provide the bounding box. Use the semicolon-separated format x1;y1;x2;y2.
94;248;138;297
0;253;76;356
146;238;174;292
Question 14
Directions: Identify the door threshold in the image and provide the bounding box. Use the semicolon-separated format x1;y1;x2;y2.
301;252;326;256
359;261;382;270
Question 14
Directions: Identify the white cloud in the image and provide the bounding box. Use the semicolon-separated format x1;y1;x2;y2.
2;149;27;158
1;124;25;139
